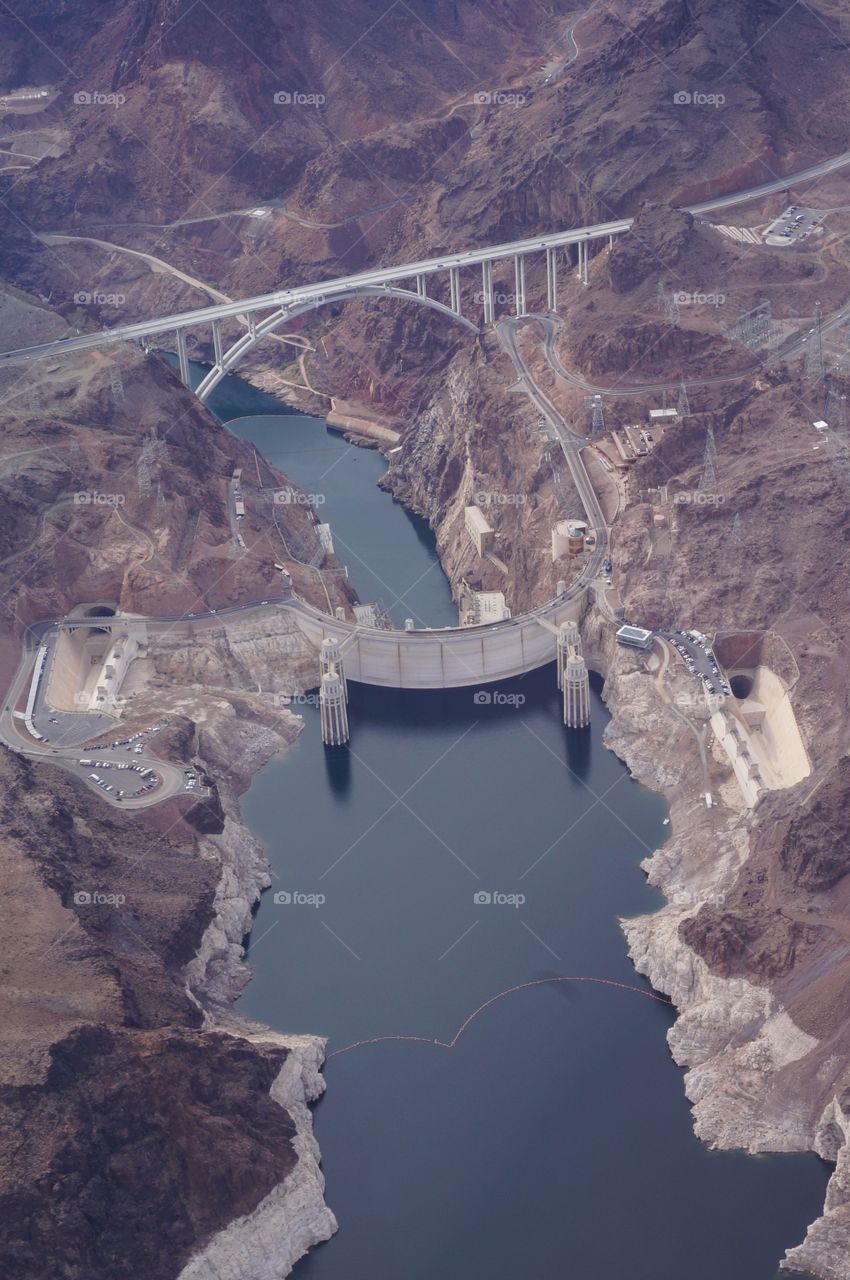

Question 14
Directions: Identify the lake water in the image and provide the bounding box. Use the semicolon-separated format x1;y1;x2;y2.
203;370;827;1280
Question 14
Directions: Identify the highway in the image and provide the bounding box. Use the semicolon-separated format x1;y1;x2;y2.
4;148;850;370
497;317;609;582
0;219;632;367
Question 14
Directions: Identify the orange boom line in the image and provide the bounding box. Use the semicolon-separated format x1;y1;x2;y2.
327;975;672;1060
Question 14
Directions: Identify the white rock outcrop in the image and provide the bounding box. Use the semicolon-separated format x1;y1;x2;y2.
177;1036;338;1280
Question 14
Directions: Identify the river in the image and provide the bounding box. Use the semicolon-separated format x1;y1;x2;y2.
202;372;828;1280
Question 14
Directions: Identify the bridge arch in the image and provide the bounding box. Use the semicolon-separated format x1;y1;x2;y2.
195;285;479;401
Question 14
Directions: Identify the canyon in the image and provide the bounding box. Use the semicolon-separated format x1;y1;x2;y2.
4;0;850;1276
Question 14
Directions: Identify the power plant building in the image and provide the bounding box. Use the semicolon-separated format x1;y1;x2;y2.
616;624;653;650
465;505;494;557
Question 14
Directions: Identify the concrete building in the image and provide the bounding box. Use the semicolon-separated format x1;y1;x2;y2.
464;505;494;557
551;520;587;560
90;627;147;712
458;581;511;627
616;624;653;650
648;407;678;426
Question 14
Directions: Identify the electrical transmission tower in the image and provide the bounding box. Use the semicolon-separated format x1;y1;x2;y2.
136;430;169;494
677;380;690;417
657;282;680;325
731;512;743;541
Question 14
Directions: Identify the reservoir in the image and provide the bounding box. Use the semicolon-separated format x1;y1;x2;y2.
205;373;828;1280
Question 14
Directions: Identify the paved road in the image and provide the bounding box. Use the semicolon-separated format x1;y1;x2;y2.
686;150;850;215
0;627;196;810
0;221;632;367
497;317;609;582
5;147;850;370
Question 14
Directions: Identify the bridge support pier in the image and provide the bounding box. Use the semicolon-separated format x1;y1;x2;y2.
176;329;190;385
449;266;461;315
514;255;526;316
211;318;223;371
481;260;495;325
416;274;427;298
248;312;257;339
546;247;558;312
577;240;590;286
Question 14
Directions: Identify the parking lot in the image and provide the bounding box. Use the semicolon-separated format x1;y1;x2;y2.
764;205;821;246
657;629;730;698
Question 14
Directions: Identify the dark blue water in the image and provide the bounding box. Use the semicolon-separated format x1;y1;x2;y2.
201;368;455;629
202;372;827;1280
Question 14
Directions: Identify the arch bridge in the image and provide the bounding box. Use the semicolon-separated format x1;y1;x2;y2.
0;216;631;397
